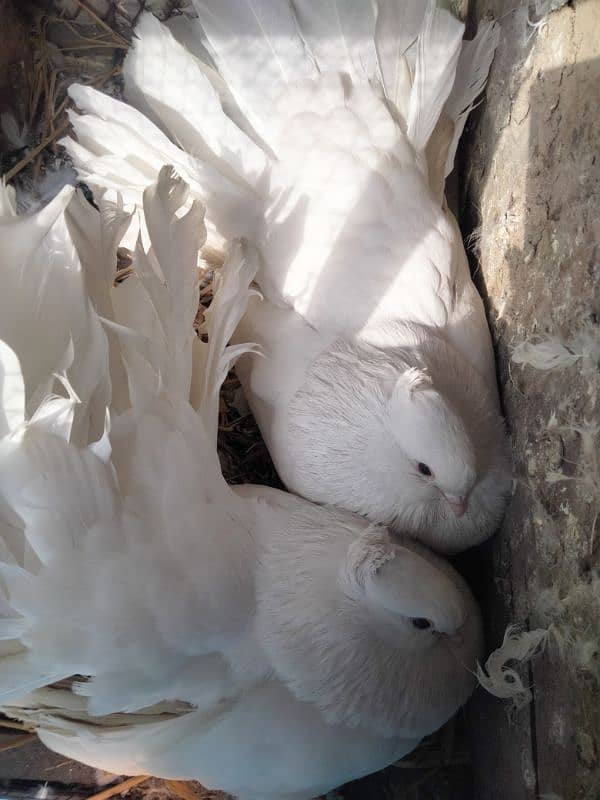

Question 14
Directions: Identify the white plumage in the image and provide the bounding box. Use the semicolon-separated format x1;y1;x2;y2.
0;166;483;799
0;182;111;445
61;0;511;554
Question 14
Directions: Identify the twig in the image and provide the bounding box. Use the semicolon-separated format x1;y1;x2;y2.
165;781;200;800
0;718;34;732
3;55;122;184
2;120;70;182
53;15;122;47
70;0;130;48
0;734;37;753
86;775;150;800
60;42;129;51
45;758;74;771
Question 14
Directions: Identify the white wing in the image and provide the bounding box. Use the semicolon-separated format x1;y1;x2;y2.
290;0;378;80
63;9;496;373
0;169;259;717
124;13;268;184
191;0;317;146
0;341;24;436
0;188;110;444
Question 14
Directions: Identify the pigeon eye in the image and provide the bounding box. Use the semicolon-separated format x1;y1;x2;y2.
411;617;432;630
417;462;432;477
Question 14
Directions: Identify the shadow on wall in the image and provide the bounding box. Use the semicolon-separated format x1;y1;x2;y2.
458;1;600;794
0;2;29;156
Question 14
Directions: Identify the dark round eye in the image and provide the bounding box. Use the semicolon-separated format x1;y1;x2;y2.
411;617;432;630
417;462;432;477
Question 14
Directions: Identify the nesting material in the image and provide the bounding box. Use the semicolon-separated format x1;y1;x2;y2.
535;576;600;682
512;327;600;373
476;625;549;708
1;0;141;206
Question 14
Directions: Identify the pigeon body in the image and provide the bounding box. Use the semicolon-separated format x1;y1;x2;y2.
62;1;512;553
0;169;483;798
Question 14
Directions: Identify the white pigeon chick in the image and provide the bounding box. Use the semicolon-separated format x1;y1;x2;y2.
0;168;483;800
60;0;512;554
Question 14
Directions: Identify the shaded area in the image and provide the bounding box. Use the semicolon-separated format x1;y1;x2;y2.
461;1;600;798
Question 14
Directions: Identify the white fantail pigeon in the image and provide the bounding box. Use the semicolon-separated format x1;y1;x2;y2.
61;0;512;555
0;168;483;800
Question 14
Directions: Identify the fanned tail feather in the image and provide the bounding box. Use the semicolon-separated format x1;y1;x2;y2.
62;83;254;248
64;2;496;240
0;167;258;718
191;0;317;146
0;186;110;445
0;341;112;702
65;190;133;415
121;165;205;404
191;240;261;444
443;20;499;176
405;0;464;153
82;163;259;430
124;13;268;186
374;0;426;122
290;0;378;81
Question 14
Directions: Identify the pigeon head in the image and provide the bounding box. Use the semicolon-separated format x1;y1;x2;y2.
360;541;468;638
342;529;477;659
288;333;512;554
389;367;478;519
257;516;483;739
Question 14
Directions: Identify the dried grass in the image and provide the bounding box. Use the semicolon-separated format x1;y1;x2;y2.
1;0;140;191
0;733;37;753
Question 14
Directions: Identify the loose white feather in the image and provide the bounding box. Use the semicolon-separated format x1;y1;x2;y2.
476;625;548;708
512;328;600;373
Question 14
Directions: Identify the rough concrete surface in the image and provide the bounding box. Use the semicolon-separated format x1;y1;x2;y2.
460;1;600;798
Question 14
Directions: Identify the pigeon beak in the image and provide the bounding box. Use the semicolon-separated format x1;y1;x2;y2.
444;494;467;517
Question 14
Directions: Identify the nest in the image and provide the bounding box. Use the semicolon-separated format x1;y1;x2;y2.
0;2;189;201
3;2;127;191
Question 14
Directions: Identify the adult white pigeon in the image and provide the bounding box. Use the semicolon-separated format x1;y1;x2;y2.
0;168;483;800
61;0;512;555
